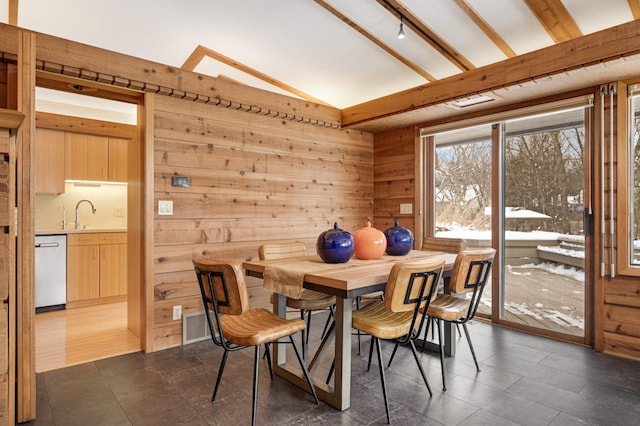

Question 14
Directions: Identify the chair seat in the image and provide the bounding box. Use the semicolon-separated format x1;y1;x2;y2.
270;289;335;311
425;294;470;322
352;300;414;340
220;308;306;346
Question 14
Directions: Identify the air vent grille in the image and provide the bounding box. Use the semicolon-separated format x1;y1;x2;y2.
182;311;212;345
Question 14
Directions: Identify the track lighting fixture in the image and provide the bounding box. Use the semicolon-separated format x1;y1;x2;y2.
397;16;406;39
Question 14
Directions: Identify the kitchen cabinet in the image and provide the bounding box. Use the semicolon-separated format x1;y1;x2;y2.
65;133;108;181
99;233;128;298
65;133;127;182
67;232;127;307
108;137;128;182
35;128;65;194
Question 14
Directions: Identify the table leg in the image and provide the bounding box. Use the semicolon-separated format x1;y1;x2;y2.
271;292;352;411
417;318;456;356
443;321;456;357
333;296;352;410
274;293;287;366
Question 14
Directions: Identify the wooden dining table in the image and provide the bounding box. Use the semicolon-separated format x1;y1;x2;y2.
243;249;457;411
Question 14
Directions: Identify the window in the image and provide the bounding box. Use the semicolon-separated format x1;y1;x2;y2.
628;93;640;266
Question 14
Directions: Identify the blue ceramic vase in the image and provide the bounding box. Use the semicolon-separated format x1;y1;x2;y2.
316;222;355;263
384;219;414;255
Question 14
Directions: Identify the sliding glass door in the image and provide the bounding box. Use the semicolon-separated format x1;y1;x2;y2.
502;108;586;337
428;103;591;341
433;125;493;316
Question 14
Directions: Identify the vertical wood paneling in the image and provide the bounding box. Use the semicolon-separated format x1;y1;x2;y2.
16;30;35;423
150;95;373;351
594;81;640;361
0;124;12;426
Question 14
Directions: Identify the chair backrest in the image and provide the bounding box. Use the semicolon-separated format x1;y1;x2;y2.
449;248;496;321
259;241;307;260
422;236;467;253
193;258;249;316
385;257;445;340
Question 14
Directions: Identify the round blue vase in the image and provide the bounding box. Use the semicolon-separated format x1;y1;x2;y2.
316;222;355;263
384;219;414;256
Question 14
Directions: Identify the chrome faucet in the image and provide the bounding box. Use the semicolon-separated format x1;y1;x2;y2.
59;205;67;230
75;199;96;229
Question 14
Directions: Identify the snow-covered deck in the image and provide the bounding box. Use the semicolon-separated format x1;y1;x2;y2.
438;229;585;336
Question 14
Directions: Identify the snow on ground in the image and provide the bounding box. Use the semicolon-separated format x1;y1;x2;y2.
437;228;561;241
438;226;586;334
509;262;584;282
537;244;584;259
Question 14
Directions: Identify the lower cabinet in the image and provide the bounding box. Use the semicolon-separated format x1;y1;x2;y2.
67;232;127;307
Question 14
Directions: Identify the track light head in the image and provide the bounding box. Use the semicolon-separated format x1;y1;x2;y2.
397;16;406;39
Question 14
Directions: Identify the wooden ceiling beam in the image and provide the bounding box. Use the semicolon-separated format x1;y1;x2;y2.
342;19;640;127
628;0;640;19
180;45;332;107
314;0;434;82
453;0;516;58
378;0;475;71
9;0;18;25
524;0;582;43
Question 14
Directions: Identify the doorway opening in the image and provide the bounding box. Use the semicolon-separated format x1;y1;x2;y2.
33;83;144;371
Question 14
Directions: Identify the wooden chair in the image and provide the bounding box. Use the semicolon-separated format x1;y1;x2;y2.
351;257;445;424
422;236;467;337
259;242;335;359
193;258;318;426
422;236;467;253
424;248;495;391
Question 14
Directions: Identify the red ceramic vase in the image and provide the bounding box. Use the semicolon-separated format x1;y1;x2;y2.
353;221;387;260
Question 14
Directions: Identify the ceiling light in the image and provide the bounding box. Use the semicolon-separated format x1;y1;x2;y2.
397;16;406;39
445;94;495;110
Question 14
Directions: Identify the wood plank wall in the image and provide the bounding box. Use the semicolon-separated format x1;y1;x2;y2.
373;126;418;235
596;82;640;360
151;96;373;350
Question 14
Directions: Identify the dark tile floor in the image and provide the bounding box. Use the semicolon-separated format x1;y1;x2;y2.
29;317;640;426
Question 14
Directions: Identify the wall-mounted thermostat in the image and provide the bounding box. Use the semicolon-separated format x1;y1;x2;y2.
172;176;190;188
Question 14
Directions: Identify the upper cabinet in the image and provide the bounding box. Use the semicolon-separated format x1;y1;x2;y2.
35;128;66;194
36;129;129;193
65;133;109;181
108;137;128;182
42;131;129;184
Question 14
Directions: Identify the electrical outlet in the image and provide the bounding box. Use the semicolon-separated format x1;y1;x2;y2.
158;200;173;216
172;305;182;321
114;207;125;217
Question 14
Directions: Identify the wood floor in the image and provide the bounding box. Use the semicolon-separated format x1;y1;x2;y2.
35;302;141;372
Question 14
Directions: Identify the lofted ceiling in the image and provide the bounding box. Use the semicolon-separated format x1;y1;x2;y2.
4;0;640;129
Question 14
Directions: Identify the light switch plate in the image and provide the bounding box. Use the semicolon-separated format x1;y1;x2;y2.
400;203;413;214
158;200;173;216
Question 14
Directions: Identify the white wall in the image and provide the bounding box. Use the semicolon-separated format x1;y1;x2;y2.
35;182;127;230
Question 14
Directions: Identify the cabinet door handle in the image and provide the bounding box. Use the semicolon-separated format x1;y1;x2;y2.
93;248;97;259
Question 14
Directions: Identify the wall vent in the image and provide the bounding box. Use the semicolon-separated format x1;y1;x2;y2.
182;311;212;345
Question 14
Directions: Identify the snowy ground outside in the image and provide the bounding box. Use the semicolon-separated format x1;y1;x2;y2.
437;228;585;336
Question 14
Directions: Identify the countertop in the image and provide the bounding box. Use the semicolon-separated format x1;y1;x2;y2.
35;228;128;235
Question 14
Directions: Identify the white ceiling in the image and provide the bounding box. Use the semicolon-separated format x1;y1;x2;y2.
5;0;638;111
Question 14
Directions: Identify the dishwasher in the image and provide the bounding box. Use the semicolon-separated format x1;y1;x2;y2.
35;234;67;313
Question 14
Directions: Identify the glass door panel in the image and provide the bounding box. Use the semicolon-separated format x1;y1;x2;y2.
502;108;586;337
433;125;493;316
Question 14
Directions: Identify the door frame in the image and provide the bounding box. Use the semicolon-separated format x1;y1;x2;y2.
18;72;147;421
